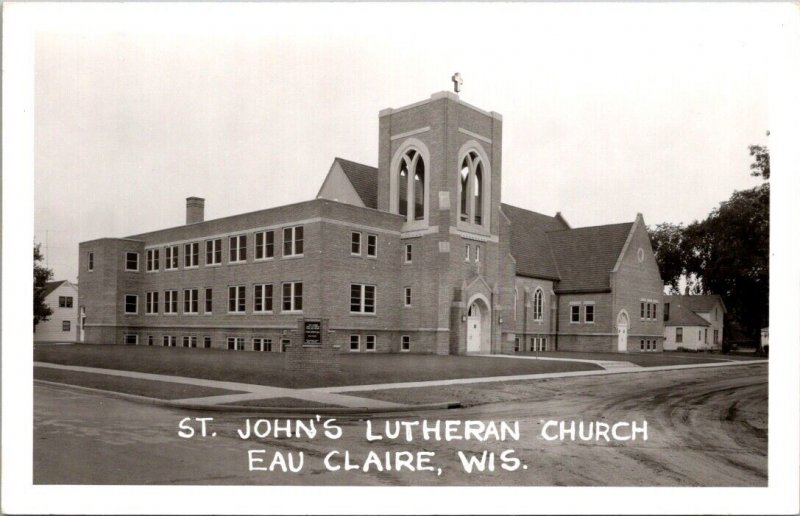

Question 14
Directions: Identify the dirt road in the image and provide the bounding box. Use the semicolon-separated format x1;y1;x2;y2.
33;363;766;486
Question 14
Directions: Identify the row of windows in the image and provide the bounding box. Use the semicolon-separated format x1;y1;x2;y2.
570;303;595;324
640;339;658;352
123;333;413;352
126;282;304;315
640;301;659;321
674;327;720;344
513;336;548;352
350;232;378;257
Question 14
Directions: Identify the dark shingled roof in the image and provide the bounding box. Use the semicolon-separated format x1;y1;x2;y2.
664;301;712;327
500;204;567;280
546;222;634;293
335;157;379;209
42;280;67;299
668;294;726;314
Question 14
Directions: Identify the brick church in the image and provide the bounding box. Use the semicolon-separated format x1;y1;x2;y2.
78;90;665;354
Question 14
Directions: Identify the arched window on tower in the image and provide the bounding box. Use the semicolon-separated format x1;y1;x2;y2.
398;159;408;218
460;158;470;222
533;288;544;321
474;161;483;225
413;156;425;221
396;149;425;222
458;150;487;226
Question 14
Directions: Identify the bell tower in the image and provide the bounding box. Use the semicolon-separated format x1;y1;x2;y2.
377;90;507;355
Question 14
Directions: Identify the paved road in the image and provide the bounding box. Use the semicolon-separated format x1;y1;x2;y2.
34;363;767;486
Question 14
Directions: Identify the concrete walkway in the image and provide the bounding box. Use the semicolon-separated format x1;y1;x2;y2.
33;362;401;409
473;353;642;370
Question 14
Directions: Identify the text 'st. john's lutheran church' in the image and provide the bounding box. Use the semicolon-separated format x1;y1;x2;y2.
78;91;665;354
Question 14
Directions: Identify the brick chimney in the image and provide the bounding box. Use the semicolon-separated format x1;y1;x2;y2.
186;197;205;225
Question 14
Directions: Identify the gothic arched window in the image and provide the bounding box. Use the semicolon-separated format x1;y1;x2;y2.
458;150;487;226
533;288;544;321
396;149;425;222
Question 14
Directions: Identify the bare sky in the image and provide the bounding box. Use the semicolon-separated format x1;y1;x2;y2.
33;3;774;282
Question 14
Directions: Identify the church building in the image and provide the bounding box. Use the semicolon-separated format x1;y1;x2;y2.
78;90;665;354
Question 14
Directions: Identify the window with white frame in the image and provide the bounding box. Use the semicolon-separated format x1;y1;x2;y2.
367;234;377;257
125;252;139;271
351;232;362;255
401;335;410;352
458;150;487;226
205;288;213;314
283;226;304;256
59;296;74;308
62;321;71;332
570;304;580;323
146;249;160;271
146;291;159;314
404;244;412;263
640;339;645;351
676;327;683;343
255;231;275;260
203;336;212;348
652;303;658;321
183;288;199;314
396;148;426;222
349;335;360;352
88;252;94;271
365;335;376;351
254;284;274;313
253;337;272;352
533;289;544;321
165;245;179;270
227;337;245;350
206;239;222;265
476;246;481;262
404;287;412;307
190;336;198;348
182;336;191;348
465;244;470;262
350;284;376;314
164;290;178;314
124;294;138;314
229;235;247;263
514;337;520;352
282;282;303;312
228;285;246;313
584;303;595;324
184;242;199;268
124;334;138;345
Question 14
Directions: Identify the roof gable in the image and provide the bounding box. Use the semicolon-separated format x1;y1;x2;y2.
665;301;712;327
669;294;726;314
500;203;568;280
334;158;378;209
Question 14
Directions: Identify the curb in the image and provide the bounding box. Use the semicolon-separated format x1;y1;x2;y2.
34;379;462;417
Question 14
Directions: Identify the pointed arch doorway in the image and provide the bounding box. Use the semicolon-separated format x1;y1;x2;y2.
617;310;630;352
466;295;491;354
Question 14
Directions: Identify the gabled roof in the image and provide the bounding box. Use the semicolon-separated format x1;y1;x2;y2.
668;294;726;314
334;157;379;209
42;280;76;299
664;301;712;327
546;222;634;293
500;203;567;280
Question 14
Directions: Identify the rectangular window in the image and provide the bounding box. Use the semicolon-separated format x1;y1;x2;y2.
146;291;159;314
255;231;275;260
146;249;160;271
254;284;274;313
184;242;199;268
465;244;470;262
570;305;580;323
124;294;138;314
229;235;247;263
367;234;377;257
88;252;94;271
698;330;702;340
664;303;670;321
646;303;651;320
476;246;481;262
124;334;138;345
401;335;410;352
253;338;272;352
164;290;178;314
404;244;412;263
183;288;199;314
228;286;246;313
125;252;139;271
162;335;177;347
349;335;360;352
514;337;520;352
704;328;708;343
205;288;213;314
365;335;376;351
283;226;304;256
165;245;179;270
676;327;683;343
652;303;657;321
204;336;212;349
282;282;303;312
640;302;645;319
640;339;645;351
584;304;595;323
190;336;197;348
62;321;71;331
148;335;154;346
281;339;290;352
183;336;191;348
350;284;376;314
351;232;362;255
227;337;245;351
404;287;412;307
58;296;74;308
206;239;222;265
714;329;719;344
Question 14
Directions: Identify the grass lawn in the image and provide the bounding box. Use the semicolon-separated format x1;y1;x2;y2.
34;344;601;389
34;367;245;400
522;350;764;367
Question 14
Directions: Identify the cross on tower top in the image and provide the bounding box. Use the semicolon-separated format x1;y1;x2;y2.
451;73;463;94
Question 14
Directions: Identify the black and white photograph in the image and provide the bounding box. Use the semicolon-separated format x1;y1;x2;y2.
4;2;799;514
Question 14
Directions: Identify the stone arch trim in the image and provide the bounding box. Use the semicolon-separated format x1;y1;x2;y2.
457;140;493;229
616;309;630;330
389;137;431;225
467;292;491;312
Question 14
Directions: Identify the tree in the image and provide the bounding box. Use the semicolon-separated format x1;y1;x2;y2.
749;144;770;180
649;222;687;294
34;243;53;329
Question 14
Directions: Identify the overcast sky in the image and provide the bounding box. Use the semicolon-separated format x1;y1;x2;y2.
33;3;775;282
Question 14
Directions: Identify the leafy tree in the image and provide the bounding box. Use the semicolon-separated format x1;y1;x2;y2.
34;243;53;329
749;144;770;180
649;222;687;294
